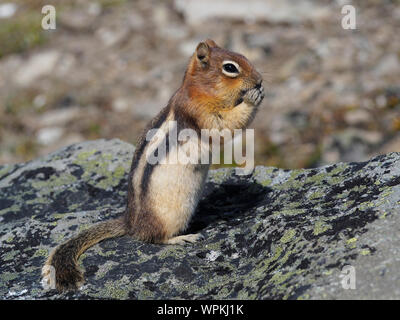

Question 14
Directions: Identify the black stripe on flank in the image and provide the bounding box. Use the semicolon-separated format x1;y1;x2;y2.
125;105;171;224
141;133;170;195
129;105;171;173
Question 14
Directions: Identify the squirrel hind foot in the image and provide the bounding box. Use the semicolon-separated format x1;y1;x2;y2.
163;233;204;245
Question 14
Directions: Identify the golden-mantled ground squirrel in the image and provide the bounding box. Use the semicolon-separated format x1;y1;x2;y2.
41;39;264;292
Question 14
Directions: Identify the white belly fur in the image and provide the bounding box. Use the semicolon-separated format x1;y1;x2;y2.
147;136;210;238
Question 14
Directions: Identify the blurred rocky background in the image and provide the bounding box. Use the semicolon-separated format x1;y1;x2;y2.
0;0;399;169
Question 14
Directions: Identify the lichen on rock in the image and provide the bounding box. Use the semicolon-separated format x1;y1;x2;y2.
1;139;400;299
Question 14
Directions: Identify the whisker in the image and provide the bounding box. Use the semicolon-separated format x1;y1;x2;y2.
258;70;273;84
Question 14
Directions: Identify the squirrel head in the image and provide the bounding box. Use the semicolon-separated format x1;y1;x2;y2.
182;39;264;113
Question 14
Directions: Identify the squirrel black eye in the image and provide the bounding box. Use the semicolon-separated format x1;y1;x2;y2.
223;63;238;73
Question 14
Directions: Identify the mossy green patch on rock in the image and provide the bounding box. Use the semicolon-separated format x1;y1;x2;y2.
0;164;16;179
2;250;18;262
73;148;128;190
33;247;49;258
91;276;131;299
346;237;358;249
313;220;332;236
280;229;296;243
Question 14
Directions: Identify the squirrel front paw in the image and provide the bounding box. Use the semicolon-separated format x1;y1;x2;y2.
244;85;264;107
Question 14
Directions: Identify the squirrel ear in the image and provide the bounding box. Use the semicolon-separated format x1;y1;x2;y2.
196;41;211;66
205;39;219;48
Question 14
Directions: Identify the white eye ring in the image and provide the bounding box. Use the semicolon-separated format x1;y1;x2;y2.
222;60;240;77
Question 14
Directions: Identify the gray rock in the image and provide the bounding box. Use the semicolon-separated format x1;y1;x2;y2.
1;139;400;299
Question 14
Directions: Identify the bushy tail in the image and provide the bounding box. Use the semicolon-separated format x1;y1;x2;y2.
41;217;126;292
